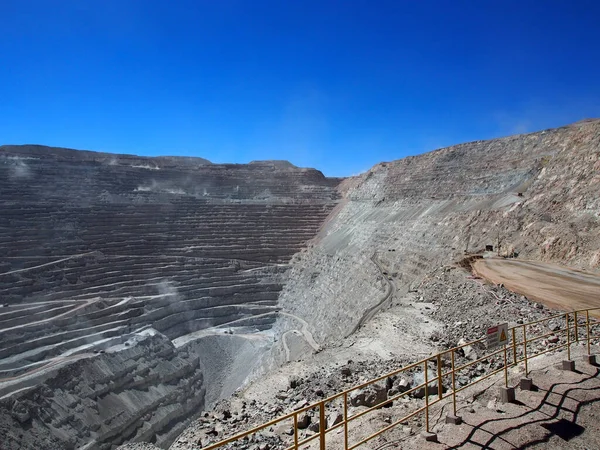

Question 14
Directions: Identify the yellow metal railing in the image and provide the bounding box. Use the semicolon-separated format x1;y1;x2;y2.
202;307;600;450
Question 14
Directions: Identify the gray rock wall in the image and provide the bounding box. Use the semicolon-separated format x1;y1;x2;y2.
278;120;600;345
0;330;205;450
0;146;341;449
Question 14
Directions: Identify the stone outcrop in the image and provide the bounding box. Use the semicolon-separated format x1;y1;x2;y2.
1;330;205;450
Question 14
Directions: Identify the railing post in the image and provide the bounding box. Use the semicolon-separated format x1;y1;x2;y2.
523;324;528;377
451;351;457;417
343;391;348;450
574;311;579;343
424;360;429;433
566;312;571;361
501;340;516;402
585;310;596;365
293;413;299;450
319;401;326;450
437;353;443;400
512;328;517;365
586;310;591;356
503;345;508;387
561;312;578;371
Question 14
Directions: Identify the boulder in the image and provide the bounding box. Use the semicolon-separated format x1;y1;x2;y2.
388;377;411;397
289;376;303;389
458;338;478;360
350;384;388;407
548;320;562;332
412;368;444;398
364;384;388;407
308;417;328;433
292;399;308;411
328;411;343;427
386;376;395;391
397;377;410;391
296;413;311;430
349;391;366;407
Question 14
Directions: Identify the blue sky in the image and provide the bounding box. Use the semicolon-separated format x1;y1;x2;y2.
1;1;599;177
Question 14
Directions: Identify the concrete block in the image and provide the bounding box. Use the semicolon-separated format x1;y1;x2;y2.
421;431;438;442
587;355;597;365
520;377;533;391
562;360;575;371
500;387;515;403
445;414;462;425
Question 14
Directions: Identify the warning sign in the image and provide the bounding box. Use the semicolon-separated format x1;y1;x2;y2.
486;323;509;349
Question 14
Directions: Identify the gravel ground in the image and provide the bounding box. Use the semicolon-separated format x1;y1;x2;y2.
165;259;586;450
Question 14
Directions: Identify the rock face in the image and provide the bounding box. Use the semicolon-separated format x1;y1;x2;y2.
0;330;205;450
3;119;600;449
278;119;600;345
0;145;340;449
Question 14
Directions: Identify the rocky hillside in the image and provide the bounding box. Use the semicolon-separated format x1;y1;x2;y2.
160;119;600;450
3;119;600;450
0;146;340;450
277;119;600;346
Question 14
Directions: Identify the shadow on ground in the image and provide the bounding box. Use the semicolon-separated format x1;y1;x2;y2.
443;368;600;449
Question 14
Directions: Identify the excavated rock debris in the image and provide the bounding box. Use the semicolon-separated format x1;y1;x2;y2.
169;260;584;449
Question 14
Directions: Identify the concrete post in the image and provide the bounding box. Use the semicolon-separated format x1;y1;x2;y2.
520;378;533;391
500;386;515;403
446;414;462;425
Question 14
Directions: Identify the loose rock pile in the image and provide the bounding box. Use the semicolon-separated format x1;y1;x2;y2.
166;257;599;450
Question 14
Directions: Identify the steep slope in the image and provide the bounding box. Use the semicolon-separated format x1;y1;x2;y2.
277;119;600;345
0;145;341;449
160;119;600;450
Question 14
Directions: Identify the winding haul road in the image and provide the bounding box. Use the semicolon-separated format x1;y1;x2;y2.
280;312;320;362
473;258;600;314
0;353;96;384
207;310;320;362
346;254;396;337
0;252;95;276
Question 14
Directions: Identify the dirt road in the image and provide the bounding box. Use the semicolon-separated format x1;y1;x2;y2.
0;353;95;385
473;258;600;313
279;311;320;362
346;254;396;337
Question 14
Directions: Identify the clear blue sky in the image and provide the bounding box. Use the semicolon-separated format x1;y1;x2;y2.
1;1;599;176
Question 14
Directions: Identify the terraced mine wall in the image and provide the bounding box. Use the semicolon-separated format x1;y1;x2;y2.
277;120;600;346
0;145;340;450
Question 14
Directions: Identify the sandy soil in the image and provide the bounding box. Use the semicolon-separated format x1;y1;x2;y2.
473;258;600;314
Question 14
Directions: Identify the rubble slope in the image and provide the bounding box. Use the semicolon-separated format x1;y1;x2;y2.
164;119;600;450
277;119;600;346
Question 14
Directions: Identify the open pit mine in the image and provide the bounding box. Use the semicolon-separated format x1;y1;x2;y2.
0;146;340;449
1;119;599;450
